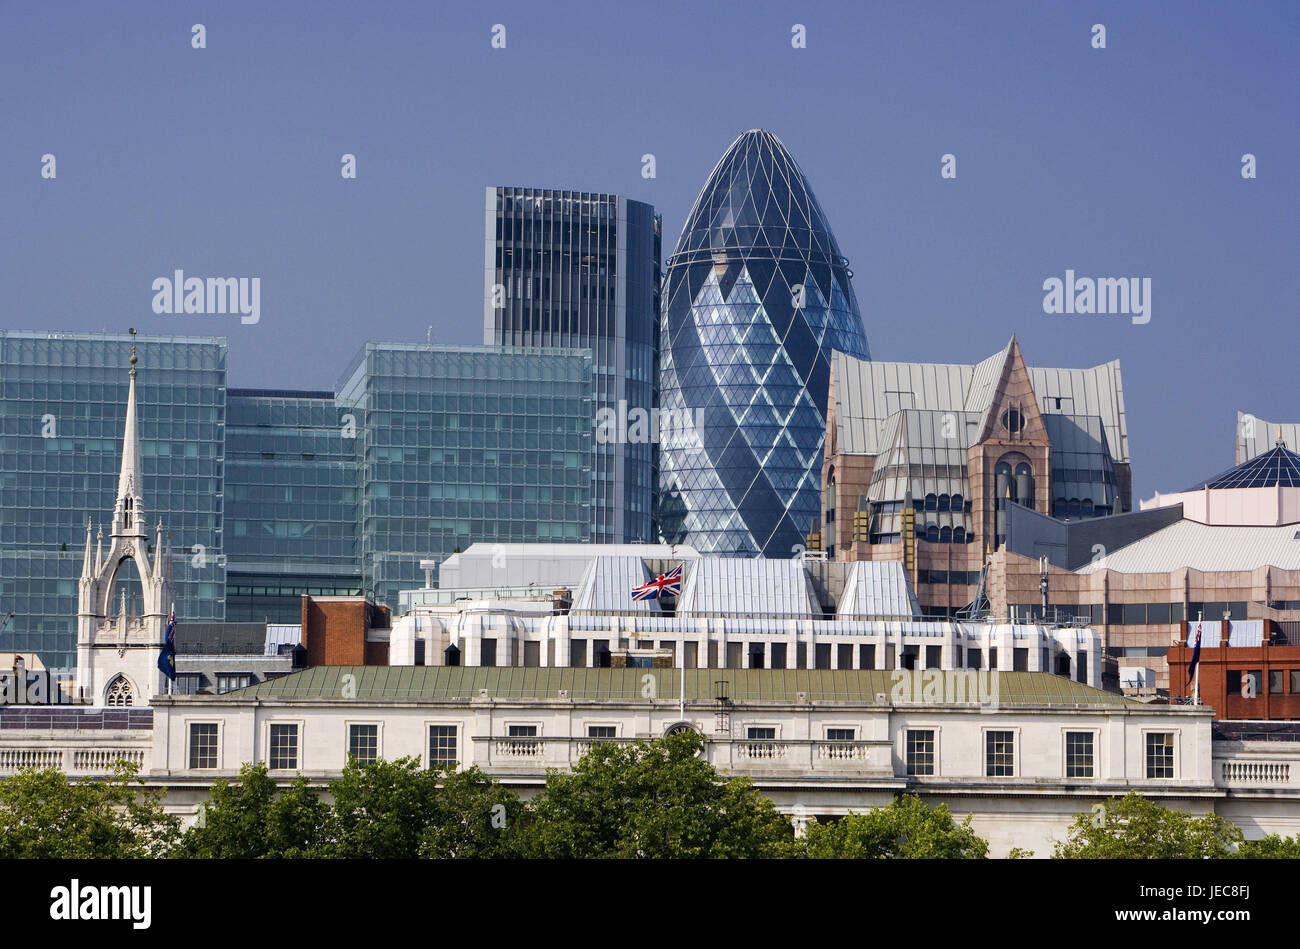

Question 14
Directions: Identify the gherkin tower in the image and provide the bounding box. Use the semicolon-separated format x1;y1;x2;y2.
656;130;870;556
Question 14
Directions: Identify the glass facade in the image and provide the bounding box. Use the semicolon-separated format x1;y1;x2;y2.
224;390;362;621
657;130;871;557
0;331;227;667
484;188;660;544
338;343;595;606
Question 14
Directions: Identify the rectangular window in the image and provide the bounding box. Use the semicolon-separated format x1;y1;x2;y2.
859;643;875;669
587;725;616;740
429;725;458;767
569;638;587;667
523;640;540;667
1145;732;1175;778
508;724;538;737
481;638;497;667
348;724;378;764
1291;670;1300;694
189;723;218;769
1013;647;1029;672
985;730;1015;776
215;673;252;694
747;727;776;740
826;728;855;741
926;645;942;669
1065;731;1094;778
906;729;935;776
269;723;298;771
770;642;787;669
1270;670;1285;694
838;643;854;669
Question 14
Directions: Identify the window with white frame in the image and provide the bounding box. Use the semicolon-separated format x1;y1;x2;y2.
1065;731;1094;778
1145;732;1175;778
825;728;855;742
429;725;458;767
269;723;299;771
348;724;379;764
215;673;252;694
587;725;617;740
985;730;1015;776
906;729;935;775
189;722;218;769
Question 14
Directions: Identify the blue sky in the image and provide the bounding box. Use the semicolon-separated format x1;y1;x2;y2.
2;0;1296;499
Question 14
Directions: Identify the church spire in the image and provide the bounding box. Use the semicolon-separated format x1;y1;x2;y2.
114;329;146;536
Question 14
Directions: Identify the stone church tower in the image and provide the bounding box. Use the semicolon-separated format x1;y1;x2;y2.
75;330;175;706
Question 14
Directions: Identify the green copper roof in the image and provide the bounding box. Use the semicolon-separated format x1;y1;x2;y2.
225;667;1140;707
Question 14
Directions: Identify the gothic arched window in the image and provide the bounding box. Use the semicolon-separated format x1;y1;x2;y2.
106;675;134;707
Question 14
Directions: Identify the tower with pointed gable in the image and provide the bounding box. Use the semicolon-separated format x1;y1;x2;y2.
75;330;175;706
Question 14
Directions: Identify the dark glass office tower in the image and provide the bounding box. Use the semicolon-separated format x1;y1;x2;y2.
484;188;661;544
656;130;871;557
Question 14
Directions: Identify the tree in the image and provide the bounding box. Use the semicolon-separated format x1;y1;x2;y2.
177;763;329;858
0;762;177;858
327;757;441;858
800;795;989;859
1053;793;1242;859
421;765;528;858
1237;833;1300;858
523;731;794;858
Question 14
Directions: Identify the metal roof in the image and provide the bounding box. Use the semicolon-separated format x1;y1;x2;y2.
222;667;1140;706
830;345;1128;463
1079;520;1300;574
676;558;818;617
837;561;922;618
571;556;661;613
1237;413;1300;464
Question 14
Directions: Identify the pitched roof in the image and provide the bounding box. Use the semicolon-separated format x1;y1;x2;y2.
829;344;1128;462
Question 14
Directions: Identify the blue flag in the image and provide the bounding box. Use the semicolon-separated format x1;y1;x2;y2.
157;608;176;680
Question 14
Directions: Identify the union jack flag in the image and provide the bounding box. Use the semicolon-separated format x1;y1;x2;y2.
632;564;682;600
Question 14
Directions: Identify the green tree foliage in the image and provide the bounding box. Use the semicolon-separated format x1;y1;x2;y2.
327;757;442;858
177;763;329;858
1237;833;1300;858
800;795;989;859
523;730;794;858
0;762;177;858
421;765;528;858
1053;792;1243;859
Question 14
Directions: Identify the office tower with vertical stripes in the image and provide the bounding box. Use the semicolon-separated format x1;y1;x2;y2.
484;187;661;544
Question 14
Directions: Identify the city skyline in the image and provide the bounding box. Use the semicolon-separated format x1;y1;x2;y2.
3;0;1296;501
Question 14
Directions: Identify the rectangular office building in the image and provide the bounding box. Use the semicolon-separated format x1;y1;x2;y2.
337;343;595;607
0;330;228;666
484;187;660;544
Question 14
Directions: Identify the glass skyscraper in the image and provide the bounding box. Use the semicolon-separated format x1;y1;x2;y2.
0;330;227;667
2;332;597;665
484;187;660;544
656;130;871;557
338;343;595;606
224;389;363;622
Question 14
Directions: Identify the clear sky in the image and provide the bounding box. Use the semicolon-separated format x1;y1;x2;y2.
1;0;1295;500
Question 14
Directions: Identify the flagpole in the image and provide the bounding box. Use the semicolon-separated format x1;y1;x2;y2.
680;639;685;722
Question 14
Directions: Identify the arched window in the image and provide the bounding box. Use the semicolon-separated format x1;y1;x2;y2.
924;493;938;511
953;526;967;544
123;496;133;528
939;526;953;543
950;493;964;512
925;524;940;543
937;494;950;512
105;675;134;707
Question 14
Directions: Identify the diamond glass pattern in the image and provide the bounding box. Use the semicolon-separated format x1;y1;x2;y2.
657;130;870;556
